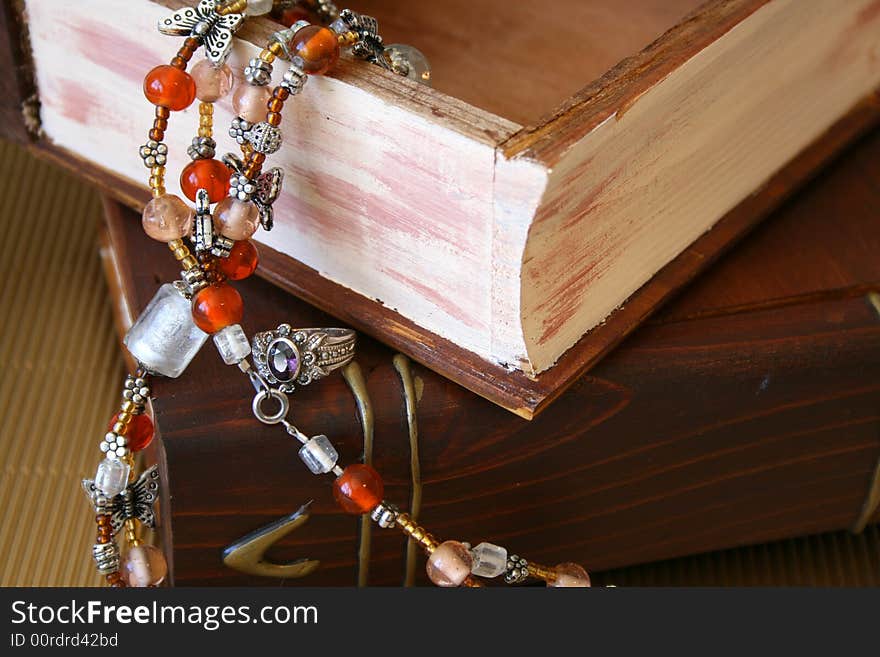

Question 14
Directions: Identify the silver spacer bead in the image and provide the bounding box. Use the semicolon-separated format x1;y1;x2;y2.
187;136;217;160
182;267;207;293
229;173;257;202
268;28;297;61
211;235;234;259
280;64;308;95
504;555;530;585
92;542;121;575
245;122;282;155
172;280;193;300
229;117;253;145
370;501;400;529
193;213;214;253
244;57;273;86
139;140;167;168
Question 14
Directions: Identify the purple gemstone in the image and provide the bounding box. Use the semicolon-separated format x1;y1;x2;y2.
267;338;300;382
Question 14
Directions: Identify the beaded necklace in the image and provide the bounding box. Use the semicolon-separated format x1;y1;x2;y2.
85;0;591;589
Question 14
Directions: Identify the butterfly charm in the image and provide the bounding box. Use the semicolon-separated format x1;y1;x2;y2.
157;0;244;65
223;153;284;232
82;465;161;535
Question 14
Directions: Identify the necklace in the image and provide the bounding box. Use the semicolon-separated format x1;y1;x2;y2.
83;0;591;589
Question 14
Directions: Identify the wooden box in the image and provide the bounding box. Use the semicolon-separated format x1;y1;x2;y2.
6;0;880;416
100;122;880;586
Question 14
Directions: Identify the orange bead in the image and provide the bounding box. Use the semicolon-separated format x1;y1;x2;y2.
333;464;384;515
109;412;154;452
144;65;196;111
279;7;313;26
290;25;340;74
180;158;231;203
217;240;259;280
191;283;243;334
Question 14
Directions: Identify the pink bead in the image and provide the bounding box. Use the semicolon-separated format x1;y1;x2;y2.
425;540;473;587
214;197;261;240
191;59;234;103
122;545;168;587
232;84;271;123
142;194;194;242
549;562;591;587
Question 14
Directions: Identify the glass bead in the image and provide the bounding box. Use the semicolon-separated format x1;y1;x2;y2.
212;323;251;364
214;197;261;240
549;562;591;588
124;283;209;378
191;59;234;103
180;158;231;203
470;542;508;578
426;541;473;587
245;0;273;15
191;283;244;334
333;464;384;515
141;194;194;242
109;413;154;452
122;545;168;587
280;7;313;26
94;457;130;497
217;240;259;280
385;44;432;85
143;64;196;111
298;435;339;474
233;84;272;124
290;25;340;74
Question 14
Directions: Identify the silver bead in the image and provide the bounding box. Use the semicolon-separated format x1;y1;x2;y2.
99;441;111;453
193;213;214;253
92;542;121;575
504;555;530;584
122;389;134;400
244;57;273;86
268;28;297;60
229;173;257;202
280;64;308;95
245;122;282;155
211;235;234;259
370;501;400;528
182;266;207;294
193;19;211;37
229;117;253;145
187;136;216;160
315;0;339;22
134;377;147;388
132;393;145;405
139;140;167;168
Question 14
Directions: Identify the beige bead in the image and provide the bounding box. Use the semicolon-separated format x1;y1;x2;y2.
233;84;271;124
142;194;194;242
191;59;234;103
425;540;473;587
549;562;591;587
214;197;261;240
122;545;168;587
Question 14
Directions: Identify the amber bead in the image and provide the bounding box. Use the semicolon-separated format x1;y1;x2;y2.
213;197;261;240
233;84;272;123
191;60;234;102
191;283;244;334
217;240;259;280
333;464;384;515
142;194;193;242
180;158;231;203
109;412;154;452
290;25;340;74
123;545;168;587
144;65;196;111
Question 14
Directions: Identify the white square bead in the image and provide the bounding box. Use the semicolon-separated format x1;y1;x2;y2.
212;323;251;365
470;542;508;578
124;284;208;378
95;457;130;498
298;435;339;474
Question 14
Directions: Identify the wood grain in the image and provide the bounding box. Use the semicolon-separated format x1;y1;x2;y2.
100;122;880;585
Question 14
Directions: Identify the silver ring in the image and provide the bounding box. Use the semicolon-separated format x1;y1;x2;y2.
252;388;290;425
252;324;356;392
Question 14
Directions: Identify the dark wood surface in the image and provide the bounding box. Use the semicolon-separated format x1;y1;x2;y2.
100;124;880;586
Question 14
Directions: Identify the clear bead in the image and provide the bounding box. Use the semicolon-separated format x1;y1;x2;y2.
385;44;431;85
245;0;273;15
426;540;473;587
124;284;209;377
298;435;339;474
212;323;251;364
549;562;591;588
95;457;130;497
470;542;508;578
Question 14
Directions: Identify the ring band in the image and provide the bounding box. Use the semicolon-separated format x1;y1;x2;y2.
252;324;356;391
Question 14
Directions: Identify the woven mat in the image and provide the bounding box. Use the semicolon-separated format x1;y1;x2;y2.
0;138;876;587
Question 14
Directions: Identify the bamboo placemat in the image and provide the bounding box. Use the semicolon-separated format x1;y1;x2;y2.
0;138;876;587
